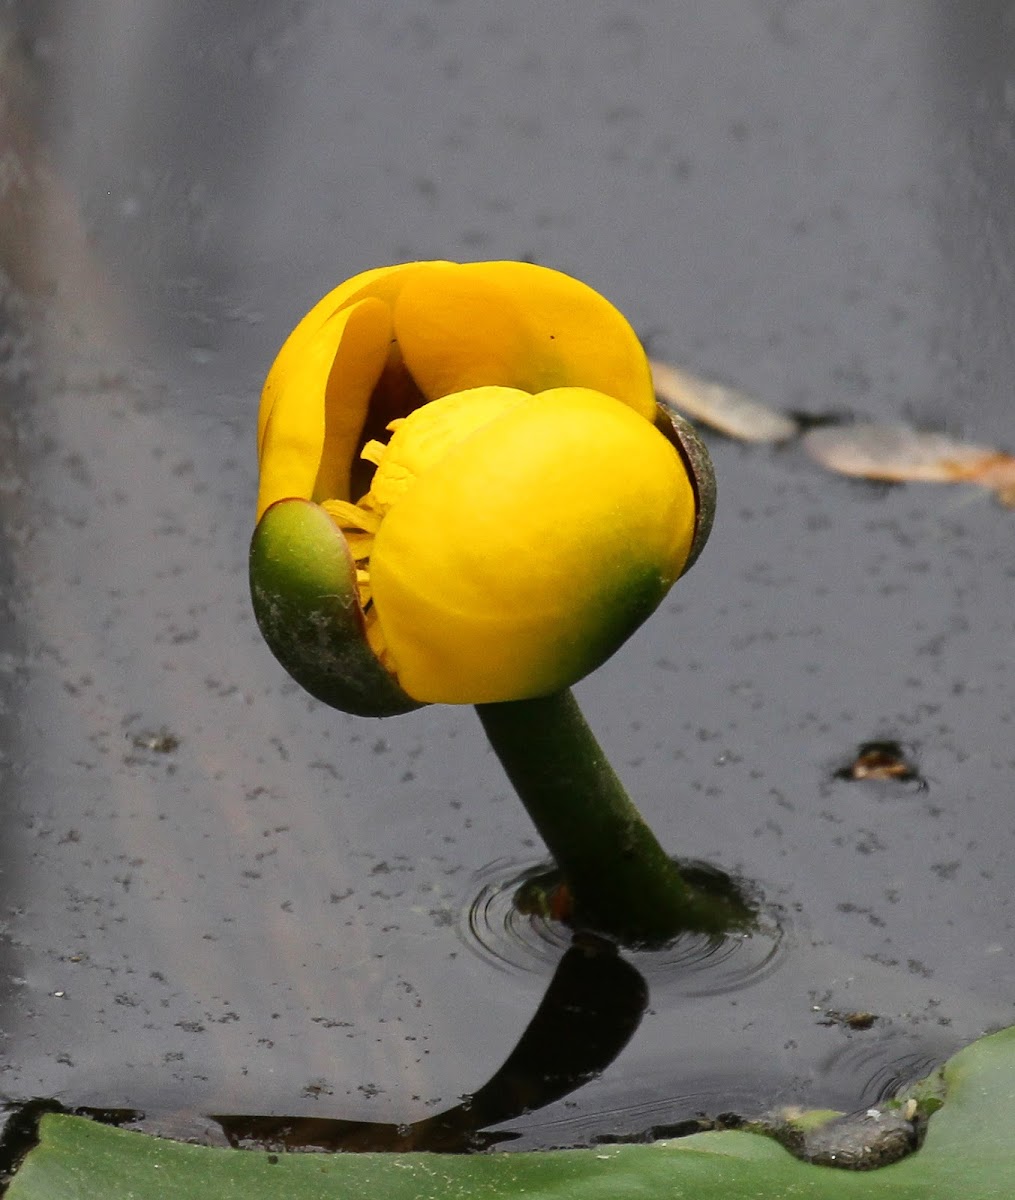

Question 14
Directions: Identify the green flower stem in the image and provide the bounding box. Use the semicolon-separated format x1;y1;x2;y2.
475;689;740;946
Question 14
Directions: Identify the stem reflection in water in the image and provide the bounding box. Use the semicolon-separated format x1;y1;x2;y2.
214;935;647;1153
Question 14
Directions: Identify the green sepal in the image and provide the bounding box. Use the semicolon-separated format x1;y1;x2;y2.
655;403;716;577
249;499;423;717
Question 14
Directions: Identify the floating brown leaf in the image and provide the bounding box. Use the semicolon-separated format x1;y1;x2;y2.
803;424;1015;506
650;360;798;444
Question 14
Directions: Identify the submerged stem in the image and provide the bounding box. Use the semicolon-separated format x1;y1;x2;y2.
476;690;746;946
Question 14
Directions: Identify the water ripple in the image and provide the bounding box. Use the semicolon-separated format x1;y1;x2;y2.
458;856;788;999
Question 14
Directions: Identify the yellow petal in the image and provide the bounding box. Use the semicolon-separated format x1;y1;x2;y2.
256;296;392;520
368;386;530;513
392;262;656;420
257;264;411;458
369;387;695;704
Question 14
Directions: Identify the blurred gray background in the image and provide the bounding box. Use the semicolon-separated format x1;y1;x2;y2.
0;0;1012;1148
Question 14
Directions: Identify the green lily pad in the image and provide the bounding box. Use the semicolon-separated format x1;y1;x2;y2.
8;1026;1015;1199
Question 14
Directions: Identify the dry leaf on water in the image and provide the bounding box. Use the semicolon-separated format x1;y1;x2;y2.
803;424;1015;506
650;360;798;444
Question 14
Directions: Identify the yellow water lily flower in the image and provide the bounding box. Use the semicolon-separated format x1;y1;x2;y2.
250;260;714;713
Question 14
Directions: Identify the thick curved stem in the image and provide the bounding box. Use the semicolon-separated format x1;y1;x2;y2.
476;690;743;945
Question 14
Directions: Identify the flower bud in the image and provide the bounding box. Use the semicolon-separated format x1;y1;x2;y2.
250;261;715;713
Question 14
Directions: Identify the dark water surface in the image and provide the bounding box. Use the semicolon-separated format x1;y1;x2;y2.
0;1;1013;1151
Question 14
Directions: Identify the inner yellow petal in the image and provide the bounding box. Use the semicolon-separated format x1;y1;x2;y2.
366;385;532;514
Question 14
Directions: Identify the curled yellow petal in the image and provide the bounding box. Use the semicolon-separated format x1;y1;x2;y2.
256;296;391;520
256;263;411;458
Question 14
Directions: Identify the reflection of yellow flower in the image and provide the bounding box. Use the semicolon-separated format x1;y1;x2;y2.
251;260;709;712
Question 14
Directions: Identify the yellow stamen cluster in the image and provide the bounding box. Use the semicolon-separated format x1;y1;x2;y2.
322;436;391;606
321;483;387;662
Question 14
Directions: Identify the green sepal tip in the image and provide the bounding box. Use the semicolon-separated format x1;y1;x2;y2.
249;498;422;717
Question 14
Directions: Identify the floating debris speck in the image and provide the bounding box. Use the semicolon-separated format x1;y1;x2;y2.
835;741;921;785
131;729;181;755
